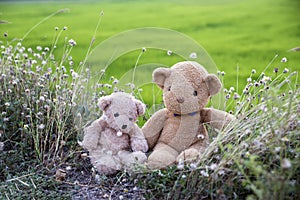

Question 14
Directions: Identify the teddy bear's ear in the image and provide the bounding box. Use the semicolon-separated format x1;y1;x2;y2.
98;96;112;111
153;68;171;89
134;99;146;116
204;74;222;96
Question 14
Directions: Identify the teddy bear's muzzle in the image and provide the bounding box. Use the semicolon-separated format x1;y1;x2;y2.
177;97;185;103
114;115;134;133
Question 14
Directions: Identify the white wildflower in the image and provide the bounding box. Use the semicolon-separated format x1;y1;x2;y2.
233;93;240;100
281;158;291;169
68;39;77;47
275;147;281;153
177;159;185;170
209;163;218;171
200;170;209;177
189;52;197;59
113;79;119;85
95;174;101;184
189;163;197;170
281;57;287;63
262;76;271;82
36;46;42;51
39;96;45;101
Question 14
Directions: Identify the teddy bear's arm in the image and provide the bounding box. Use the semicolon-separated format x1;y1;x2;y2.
82;118;107;150
129;125;149;153
142;108;168;149
201;108;235;130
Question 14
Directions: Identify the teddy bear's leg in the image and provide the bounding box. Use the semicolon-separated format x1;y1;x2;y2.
147;143;179;169
176;148;200;163
118;150;147;171
89;150;122;175
176;138;209;163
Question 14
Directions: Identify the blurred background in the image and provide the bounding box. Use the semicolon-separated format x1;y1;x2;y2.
1;0;299;90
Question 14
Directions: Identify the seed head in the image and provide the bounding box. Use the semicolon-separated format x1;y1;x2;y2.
189;52;197;59
281;57;287;63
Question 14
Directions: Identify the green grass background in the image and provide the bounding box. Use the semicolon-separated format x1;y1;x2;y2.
1;0;299;91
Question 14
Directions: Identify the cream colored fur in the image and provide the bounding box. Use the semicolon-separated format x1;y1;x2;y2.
82;92;148;175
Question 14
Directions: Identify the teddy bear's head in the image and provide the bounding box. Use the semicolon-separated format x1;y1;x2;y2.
98;92;145;134
153;61;221;114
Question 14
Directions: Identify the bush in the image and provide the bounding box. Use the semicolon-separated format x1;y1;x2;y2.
0;34;79;175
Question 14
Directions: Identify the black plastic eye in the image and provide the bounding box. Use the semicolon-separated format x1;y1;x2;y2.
167;86;171;91
193;91;198;96
129;117;133;121
114;112;119;117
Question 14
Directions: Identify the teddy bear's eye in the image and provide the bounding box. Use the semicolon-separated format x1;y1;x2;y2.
129;117;133;121
167;86;171;91
193;91;198;96
114;112;119;117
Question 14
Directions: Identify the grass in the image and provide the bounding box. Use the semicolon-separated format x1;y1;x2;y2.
0;0;299;199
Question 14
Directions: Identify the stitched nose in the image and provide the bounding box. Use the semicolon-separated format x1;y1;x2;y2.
177;97;184;103
122;124;127;129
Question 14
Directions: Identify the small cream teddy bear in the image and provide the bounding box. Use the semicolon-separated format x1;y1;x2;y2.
82;92;148;175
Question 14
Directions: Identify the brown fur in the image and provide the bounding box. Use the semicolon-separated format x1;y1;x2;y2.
142;61;235;169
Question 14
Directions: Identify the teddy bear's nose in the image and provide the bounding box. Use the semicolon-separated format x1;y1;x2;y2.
177;97;185;103
122;124;127;129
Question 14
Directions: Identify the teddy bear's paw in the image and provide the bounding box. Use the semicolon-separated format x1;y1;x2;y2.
130;151;147;164
90;153;122;175
118;151;147;165
131;139;148;153
176;148;200;163
82;139;98;150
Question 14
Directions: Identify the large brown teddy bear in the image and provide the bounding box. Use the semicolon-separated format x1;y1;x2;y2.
142;61;235;169
82;92;148;175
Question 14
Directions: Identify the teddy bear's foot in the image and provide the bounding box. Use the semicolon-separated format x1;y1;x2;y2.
118;151;147;172
176;148;200;163
90;153;121;175
118;151;147;165
95;164;118;175
147;143;178;170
